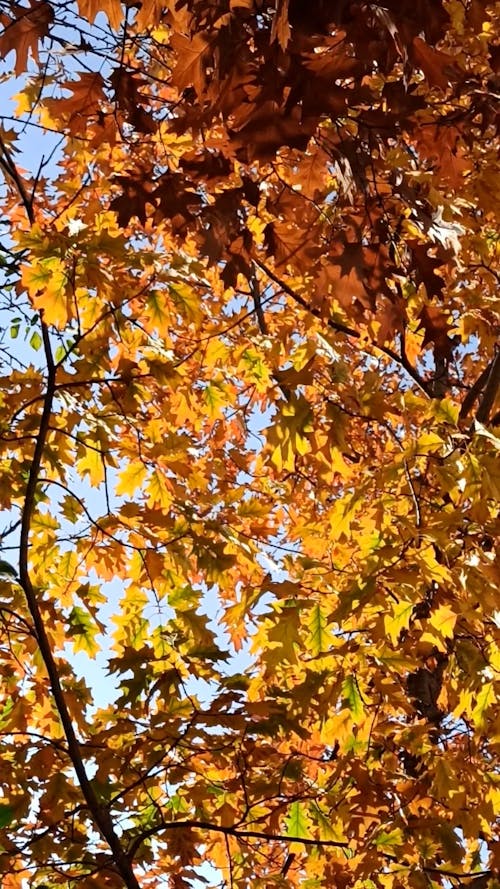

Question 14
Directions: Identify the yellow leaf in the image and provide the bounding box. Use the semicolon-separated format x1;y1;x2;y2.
416;546;452;584
320;709;352;750
203;379;229;418
428;605;457;639
374;828;405;851
147;469;172;509
472;682;495;730
22;257;70;327
169;280;203;326
76;443;104;486
384;600;414;645
412;432;444;454
115;461;148;497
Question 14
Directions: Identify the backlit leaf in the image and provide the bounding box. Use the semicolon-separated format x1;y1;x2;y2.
342;674;364;723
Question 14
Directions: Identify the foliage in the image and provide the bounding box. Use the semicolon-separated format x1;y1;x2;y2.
0;1;499;888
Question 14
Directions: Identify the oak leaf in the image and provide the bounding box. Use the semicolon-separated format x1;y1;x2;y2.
0;0;54;75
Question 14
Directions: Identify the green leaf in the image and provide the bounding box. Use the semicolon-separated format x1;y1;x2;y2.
68;606;103;656
285;801;311;839
29;330;42;351
0;803;14;827
374;828;405;850
342;674;364;722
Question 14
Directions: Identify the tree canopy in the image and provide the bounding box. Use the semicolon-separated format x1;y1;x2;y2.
0;1;499;887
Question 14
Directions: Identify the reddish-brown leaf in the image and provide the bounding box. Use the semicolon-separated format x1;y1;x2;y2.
0;0;54;75
410;37;458;90
417;304;455;358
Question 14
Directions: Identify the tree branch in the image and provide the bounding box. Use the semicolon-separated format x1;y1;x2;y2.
0;133;36;223
476;348;500;425
250;267;269;336
126;818;350;859
253;257;432;397
126;818;493;883
459;355;496;421
17;321;140;888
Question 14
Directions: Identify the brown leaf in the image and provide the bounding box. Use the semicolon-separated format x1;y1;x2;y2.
417;304;455;359
111;176;156;226
198;188;243;261
300;36;362;81
43;73;106;135
0;0;54;75
230;105;315;161
271;0;291;52
153;173;202;233
180;151;232;181
294;149;329;199
264;219;320;271
77;0;123;29
410;37;458;90
409;242;447;299
170;31;212;97
110;67;156;134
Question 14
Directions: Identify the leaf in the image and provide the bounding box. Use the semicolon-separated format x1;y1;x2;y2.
285;801;311;840
374;828;405;851
0;560;17;578
147;469;173;509
168;281;204;327
307;602;333;657
311;803;347;843
0;0;54;75
0;804;14;827
115;461;148;497
417;305;455;359
474;422;500;449
384;600;415;646
77;0;123;29
271;0;291;52
471;682;495;730
411;37;458;90
29;330;42;351
170;32;212;97
342;674;364;722
43;73;107;137
22;257;70;328
76;442;105;486
428;605;457;639
68;606;103;655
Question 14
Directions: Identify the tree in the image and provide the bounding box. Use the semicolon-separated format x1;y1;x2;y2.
0;0;498;886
